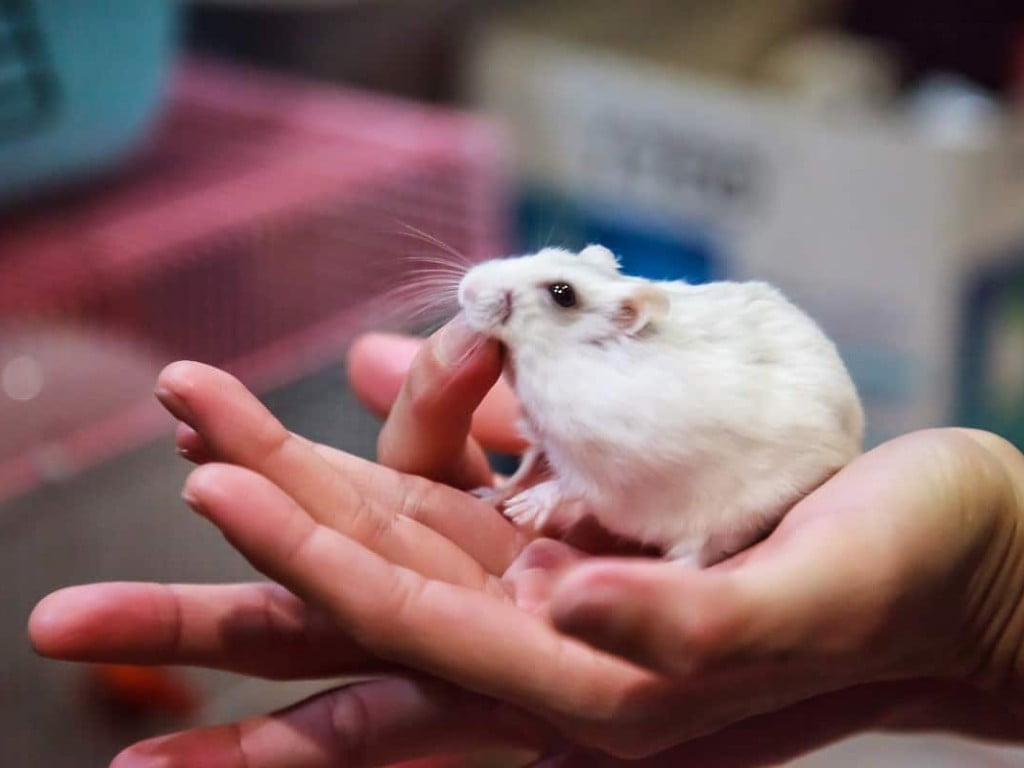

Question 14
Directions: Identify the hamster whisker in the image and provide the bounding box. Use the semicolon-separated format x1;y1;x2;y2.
395;277;464;297
401;253;472;277
402;263;467;280
395;223;474;268
388;277;460;295
381;276;461;325
366;233;470;331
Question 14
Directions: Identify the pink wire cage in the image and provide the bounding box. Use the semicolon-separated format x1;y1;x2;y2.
0;58;510;504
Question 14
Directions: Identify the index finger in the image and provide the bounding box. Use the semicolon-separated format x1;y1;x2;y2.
347;324;526;462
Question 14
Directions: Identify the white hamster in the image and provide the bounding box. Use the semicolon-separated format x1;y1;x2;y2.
458;245;864;566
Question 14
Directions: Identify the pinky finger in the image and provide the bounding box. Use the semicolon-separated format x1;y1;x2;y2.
111;678;550;768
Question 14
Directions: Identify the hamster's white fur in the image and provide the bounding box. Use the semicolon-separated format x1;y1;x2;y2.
458;245;863;566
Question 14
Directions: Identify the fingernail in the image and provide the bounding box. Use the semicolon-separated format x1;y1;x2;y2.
181;487;204;516
435;313;481;368
110;753;166;768
110;736;173;768
154;386;193;423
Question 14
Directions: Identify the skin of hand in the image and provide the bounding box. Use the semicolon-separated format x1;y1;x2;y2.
27;316;1024;767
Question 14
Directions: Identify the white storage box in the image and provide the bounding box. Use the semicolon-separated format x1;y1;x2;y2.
467;22;1024;449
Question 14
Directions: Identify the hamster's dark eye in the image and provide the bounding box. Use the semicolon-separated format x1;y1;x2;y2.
547;282;577;308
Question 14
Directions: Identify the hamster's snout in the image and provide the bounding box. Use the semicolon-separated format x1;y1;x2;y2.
458;274;513;329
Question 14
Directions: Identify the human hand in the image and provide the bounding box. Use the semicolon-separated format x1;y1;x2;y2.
28;321;554;767
33;315;645;767
537;427;1024;764
152;336;1024;762
31;314;1024;766
354;328;1024;764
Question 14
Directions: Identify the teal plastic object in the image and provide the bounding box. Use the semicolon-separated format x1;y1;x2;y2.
0;0;179;202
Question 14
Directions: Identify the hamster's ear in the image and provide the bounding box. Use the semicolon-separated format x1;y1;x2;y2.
615;283;670;335
579;244;620;273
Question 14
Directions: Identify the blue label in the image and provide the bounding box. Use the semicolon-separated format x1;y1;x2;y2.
516;186;722;284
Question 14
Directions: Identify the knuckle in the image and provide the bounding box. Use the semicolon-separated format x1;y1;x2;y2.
257;585;312;678
279;521;327;574
248;409;293;465
347;490;394;550
260;583;307;635
394;473;437;522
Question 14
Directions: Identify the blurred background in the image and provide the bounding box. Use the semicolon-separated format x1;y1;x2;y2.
2;0;1024;765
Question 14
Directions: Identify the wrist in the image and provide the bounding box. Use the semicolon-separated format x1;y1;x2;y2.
955;430;1024;698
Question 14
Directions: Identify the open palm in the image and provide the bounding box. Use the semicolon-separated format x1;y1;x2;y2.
30;323;1024;767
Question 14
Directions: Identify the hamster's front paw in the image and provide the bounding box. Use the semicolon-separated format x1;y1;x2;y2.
503;480;565;533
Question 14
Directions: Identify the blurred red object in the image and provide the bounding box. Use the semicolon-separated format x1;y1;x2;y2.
88;664;201;718
0;58;508;504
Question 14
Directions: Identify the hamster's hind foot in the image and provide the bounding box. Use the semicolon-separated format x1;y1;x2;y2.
503;480;569;533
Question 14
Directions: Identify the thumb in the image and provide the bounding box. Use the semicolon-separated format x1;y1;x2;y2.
547;559;756;678
546;431;994;683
